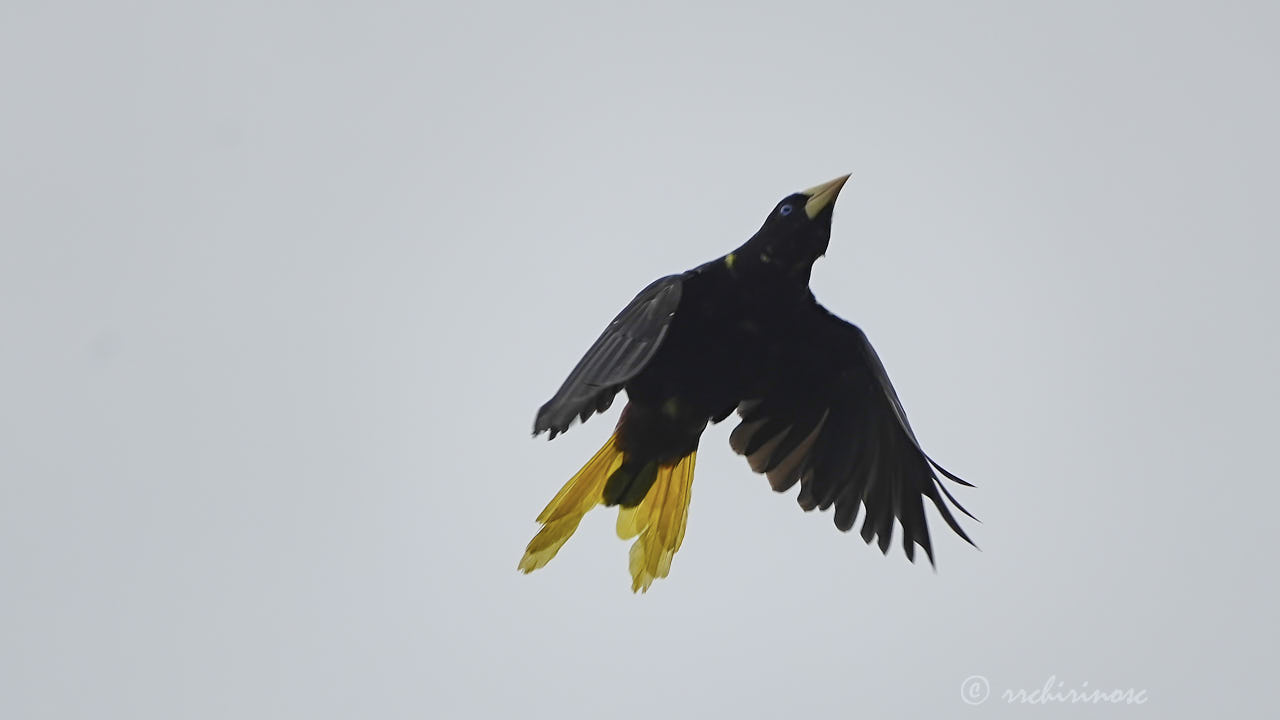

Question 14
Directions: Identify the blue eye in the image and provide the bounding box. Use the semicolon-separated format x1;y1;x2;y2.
779;204;793;216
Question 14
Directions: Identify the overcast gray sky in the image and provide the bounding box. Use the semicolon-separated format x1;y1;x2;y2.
3;1;1278;718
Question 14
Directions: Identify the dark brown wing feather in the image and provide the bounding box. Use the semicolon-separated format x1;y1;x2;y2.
534;276;683;438
728;299;975;564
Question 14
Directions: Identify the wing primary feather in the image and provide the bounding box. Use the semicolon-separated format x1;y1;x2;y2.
926;454;976;487
722;298;977;563
902;495;933;566
833;495;860;533
933;475;980;521
825;419;875;513
923;485;978;548
876;460;906;554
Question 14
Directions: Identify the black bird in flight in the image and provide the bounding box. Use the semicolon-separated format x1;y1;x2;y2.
520;175;975;591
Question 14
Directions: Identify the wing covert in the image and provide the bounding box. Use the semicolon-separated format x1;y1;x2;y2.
534;275;683;438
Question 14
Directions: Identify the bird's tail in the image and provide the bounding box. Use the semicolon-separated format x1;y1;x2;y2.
518;435;625;575
518;431;697;593
616;450;696;592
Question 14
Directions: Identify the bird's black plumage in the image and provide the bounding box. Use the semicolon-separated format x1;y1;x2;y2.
520;175;975;591
535;275;683;439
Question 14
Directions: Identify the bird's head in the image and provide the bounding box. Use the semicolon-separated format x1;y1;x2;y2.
738;174;850;280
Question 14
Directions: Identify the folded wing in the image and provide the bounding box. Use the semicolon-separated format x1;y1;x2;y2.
535;276;683;438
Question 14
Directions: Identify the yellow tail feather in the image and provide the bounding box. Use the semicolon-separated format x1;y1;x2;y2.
617;452;696;592
519;435;697;593
518;435;624;573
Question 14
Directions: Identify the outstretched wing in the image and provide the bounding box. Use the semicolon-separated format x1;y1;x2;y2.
534;275;683;438
729;299;976;564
